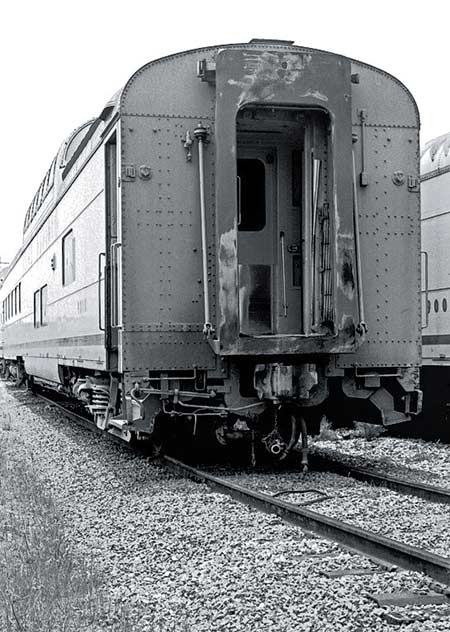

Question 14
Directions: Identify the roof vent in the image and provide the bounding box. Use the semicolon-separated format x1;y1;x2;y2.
249;38;295;45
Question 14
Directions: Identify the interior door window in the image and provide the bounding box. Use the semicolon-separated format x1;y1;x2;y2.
237;159;266;231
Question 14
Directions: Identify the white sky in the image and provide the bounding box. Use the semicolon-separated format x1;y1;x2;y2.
1;0;448;264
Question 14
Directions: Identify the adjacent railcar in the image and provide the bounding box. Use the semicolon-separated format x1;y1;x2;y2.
420;131;450;435
0;267;6;365
0;40;422;462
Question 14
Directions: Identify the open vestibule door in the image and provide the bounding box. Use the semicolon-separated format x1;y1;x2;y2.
236;107;333;338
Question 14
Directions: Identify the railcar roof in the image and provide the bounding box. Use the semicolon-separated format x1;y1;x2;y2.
421;131;450;177
22;90;122;237
6;40;419;286
21;40;418;243
121;40;418;115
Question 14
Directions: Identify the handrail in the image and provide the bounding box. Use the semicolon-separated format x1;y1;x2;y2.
302;124;312;335
280;231;288;317
98;252;105;331
110;242;121;327
311;158;321;327
421;251;429;329
237;175;242;227
352;148;367;334
194;123;213;337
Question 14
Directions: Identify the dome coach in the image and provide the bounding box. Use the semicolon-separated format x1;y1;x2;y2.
419;131;450;436
0;40;422;464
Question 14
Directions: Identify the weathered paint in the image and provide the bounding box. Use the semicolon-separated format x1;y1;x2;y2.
329;315;358;353
218;226;238;348
215;46;357;356
337;240;356;301
228;52;314;107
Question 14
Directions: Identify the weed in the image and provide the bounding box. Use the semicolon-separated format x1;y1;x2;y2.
0;395;193;632
0;425;134;632
1;412;12;432
353;421;386;441
315;417;339;441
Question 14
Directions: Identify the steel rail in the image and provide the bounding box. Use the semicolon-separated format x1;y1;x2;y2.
34;391;99;429
20;387;450;585
24;389;450;505
162;455;450;586
33;389;141;454
312;453;450;505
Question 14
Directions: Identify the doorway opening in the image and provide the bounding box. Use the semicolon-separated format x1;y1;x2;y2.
236;106;333;337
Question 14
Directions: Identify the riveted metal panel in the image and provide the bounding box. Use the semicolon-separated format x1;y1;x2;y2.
336;64;420;368
116;45;420;373
121;331;215;371
350;62;419;129
120;53;217;372
121;48;217;120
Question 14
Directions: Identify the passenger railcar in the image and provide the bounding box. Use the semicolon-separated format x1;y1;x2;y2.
420;131;450;435
0;266;6;366
0;40;422;462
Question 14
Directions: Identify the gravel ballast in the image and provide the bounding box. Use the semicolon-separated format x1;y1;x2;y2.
311;431;450;486
218;467;450;558
2;381;450;631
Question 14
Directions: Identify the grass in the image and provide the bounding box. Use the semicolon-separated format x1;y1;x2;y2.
315;417;386;442
0;409;134;632
353;421;386;441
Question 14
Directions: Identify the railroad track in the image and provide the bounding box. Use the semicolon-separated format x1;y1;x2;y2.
35;389;100;431
19;385;450;595
162;454;450;588
9;383;450;628
311;452;450;505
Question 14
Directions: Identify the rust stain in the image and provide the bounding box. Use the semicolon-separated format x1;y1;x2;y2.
341;314;356;341
218;227;238;342
337;238;356;301
329;314;357;353
341;250;355;290
227;52;319;107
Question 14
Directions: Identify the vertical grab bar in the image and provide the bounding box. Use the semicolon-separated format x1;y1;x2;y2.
421;251;429;329
311;158;321;328
237;175;242;227
359;109;369;186
352;149;367;334
302;124;313;335
280;232;288;317
110;242;121;327
98;252;106;331
194;123;213;337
